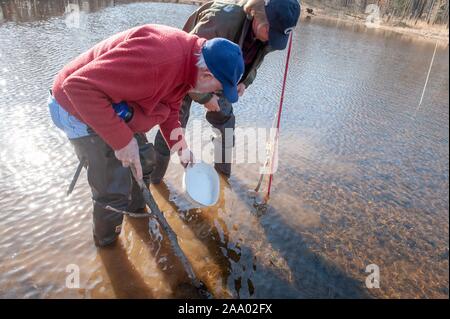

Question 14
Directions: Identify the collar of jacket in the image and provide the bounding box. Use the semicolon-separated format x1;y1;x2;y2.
238;14;252;48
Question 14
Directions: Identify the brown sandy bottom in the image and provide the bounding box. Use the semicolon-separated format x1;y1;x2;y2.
0;0;448;299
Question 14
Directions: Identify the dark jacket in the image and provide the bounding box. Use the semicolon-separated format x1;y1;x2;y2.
184;1;273;104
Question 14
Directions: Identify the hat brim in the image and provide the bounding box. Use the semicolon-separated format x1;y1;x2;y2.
222;82;239;104
269;28;289;51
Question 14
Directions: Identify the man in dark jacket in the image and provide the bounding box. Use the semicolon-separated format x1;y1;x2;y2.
152;0;301;180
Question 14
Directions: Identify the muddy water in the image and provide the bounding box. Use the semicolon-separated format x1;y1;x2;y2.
0;1;448;298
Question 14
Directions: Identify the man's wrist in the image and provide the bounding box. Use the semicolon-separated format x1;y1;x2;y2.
196;93;214;104
176;139;189;155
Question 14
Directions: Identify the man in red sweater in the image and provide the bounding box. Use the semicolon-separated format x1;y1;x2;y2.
49;24;244;247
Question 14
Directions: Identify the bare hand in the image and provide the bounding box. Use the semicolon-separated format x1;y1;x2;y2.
114;137;143;181
203;95;220;112
178;148;195;168
237;83;246;97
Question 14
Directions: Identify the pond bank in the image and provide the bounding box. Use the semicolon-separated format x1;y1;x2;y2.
300;1;449;44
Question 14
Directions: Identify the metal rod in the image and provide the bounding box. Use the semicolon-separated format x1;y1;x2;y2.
418;41;438;110
130;167;210;298
266;32;294;200
66;158;86;196
104;204;153;218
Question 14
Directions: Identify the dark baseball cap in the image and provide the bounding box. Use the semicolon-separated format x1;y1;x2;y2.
202;38;245;103
265;0;301;50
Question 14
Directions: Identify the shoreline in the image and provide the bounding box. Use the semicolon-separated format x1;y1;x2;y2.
180;0;449;44
0;0;448;45
300;1;449;45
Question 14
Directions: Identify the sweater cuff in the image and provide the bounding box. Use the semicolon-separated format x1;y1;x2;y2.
103;126;134;151
189;92;213;104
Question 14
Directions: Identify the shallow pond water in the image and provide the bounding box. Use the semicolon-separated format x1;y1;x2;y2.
0;0;448;298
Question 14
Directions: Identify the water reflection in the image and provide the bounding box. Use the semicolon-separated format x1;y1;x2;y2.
0;0;448;299
0;0;204;23
301;15;449;47
95;241;156;298
151;178;236;298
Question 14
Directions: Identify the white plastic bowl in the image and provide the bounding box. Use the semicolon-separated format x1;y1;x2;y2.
182;162;220;207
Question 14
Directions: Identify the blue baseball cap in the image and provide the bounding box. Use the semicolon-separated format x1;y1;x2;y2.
265;0;301;50
202;38;245;103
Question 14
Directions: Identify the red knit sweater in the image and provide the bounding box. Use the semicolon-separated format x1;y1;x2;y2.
52;24;204;151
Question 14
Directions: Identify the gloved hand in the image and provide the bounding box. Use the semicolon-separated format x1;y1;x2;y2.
114;137;143;181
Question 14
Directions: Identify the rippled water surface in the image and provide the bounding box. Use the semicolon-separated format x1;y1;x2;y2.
0;1;448;298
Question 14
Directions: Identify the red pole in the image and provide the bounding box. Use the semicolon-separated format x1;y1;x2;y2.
265;32;294;201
